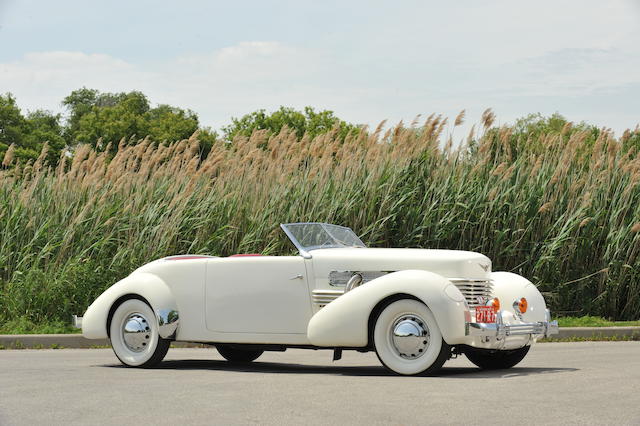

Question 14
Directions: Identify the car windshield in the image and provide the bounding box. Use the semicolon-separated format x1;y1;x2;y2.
281;223;366;253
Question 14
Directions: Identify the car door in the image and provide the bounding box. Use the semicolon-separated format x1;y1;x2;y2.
205;256;312;334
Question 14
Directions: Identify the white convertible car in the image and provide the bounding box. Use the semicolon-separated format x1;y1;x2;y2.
80;223;558;375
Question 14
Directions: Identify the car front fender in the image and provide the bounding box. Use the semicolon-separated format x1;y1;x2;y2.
82;272;179;340
490;271;548;324
307;270;469;347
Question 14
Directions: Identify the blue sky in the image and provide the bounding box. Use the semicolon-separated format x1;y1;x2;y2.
1;0;639;136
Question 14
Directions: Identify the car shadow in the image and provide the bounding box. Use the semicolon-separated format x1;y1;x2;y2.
104;359;578;378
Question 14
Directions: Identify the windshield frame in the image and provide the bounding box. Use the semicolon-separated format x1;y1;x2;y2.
280;223;366;257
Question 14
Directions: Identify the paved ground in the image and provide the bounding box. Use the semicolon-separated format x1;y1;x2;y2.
0;342;638;425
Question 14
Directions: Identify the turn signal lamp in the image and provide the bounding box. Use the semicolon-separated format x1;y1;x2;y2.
518;297;528;313
488;297;500;312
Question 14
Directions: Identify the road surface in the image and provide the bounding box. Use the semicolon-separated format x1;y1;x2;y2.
1;342;638;425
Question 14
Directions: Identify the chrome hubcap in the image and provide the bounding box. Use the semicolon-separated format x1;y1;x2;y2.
122;313;151;352
391;315;429;359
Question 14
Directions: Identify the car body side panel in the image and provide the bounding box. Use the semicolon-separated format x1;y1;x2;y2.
307;270;469;347
81;255;551;349
205;256;312;334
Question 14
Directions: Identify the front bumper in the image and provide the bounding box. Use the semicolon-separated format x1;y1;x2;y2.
465;309;559;338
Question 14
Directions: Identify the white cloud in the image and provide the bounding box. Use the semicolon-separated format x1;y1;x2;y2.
0;51;153;113
1;21;639;138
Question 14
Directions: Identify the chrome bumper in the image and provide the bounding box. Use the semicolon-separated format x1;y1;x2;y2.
465;309;559;338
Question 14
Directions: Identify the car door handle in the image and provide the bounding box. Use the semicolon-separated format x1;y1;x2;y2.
289;274;303;280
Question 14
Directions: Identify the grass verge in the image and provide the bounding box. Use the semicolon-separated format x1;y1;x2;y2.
556;316;640;327
0;318;81;334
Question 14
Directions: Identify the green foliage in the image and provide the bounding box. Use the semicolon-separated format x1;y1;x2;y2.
540;334;640;342
475;113;601;163
556;316;640;327
621;128;640;152
63;88;201;147
512;112;591;137
0;93;66;164
3;92;356;169
23;110;67;163
0;93;26;147
0;317;80;334
222;106;359;141
145;104;199;142
1;106;640;330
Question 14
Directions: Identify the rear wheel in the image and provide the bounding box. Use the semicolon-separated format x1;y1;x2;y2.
373;299;450;376
216;345;264;362
109;299;170;368
465;346;530;370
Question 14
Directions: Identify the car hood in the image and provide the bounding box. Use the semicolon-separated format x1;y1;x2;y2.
309;247;491;280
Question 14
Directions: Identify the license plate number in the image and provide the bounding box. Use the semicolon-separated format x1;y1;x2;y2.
475;306;496;323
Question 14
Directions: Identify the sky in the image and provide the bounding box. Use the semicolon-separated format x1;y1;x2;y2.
0;0;639;137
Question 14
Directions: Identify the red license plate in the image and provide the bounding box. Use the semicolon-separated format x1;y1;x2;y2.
475;306;496;323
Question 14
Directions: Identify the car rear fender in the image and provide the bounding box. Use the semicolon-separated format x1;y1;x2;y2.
307;270;469;347
82;272;179;340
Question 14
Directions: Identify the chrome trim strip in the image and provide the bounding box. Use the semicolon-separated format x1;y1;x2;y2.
312;289;345;306
156;309;179;339
345;273;363;292
329;270;389;287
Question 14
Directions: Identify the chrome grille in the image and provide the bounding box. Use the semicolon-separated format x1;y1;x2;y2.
312;289;344;307
450;278;493;307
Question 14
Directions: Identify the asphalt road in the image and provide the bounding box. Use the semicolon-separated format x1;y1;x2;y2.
0;342;638;425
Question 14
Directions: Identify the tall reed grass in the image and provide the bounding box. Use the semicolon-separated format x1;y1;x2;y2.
1;112;640;328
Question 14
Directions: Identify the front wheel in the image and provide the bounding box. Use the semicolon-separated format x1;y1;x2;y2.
109;299;170;368
373;299;450;376
465;346;530;370
216;345;264;362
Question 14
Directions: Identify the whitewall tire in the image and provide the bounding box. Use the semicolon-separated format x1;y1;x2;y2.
109;299;170;368
373;299;450;376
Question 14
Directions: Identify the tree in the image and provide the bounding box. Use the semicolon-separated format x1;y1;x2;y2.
61;87;99;141
222;106;359;141
63;89;150;146
23;110;67;164
63;88;204;149
145;105;198;142
0;93;65;164
513;113;599;143
0;93;26;150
